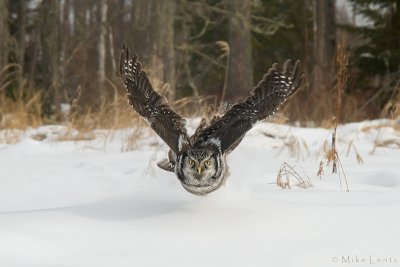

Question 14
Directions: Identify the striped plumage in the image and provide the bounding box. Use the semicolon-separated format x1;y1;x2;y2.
120;43;303;195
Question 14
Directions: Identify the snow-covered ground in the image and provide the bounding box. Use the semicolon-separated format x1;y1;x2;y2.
0;119;399;267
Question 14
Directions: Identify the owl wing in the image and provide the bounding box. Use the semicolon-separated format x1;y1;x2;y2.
120;43;190;153
193;60;304;154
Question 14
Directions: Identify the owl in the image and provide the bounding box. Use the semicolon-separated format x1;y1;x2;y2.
120;43;303;196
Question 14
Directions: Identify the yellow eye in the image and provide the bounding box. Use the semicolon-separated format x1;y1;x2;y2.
189;159;195;165
204;160;210;166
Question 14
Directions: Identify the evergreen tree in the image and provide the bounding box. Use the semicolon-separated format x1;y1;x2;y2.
344;0;400;92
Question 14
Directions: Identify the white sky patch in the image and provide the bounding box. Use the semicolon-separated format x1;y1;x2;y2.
336;0;375;26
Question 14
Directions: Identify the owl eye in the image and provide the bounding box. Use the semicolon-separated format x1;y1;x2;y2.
204;160;210;166
188;159;195;165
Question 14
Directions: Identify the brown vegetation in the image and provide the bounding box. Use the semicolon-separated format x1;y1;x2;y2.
275;162;313;189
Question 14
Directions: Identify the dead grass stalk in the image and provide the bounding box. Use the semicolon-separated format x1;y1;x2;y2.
275;162;313;189
319;43;350;191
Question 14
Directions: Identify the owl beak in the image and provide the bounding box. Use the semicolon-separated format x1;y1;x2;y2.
197;166;202;174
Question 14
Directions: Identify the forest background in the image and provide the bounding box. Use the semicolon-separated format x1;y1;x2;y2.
0;0;399;129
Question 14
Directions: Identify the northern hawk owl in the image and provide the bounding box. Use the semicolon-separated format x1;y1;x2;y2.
120;43;303;195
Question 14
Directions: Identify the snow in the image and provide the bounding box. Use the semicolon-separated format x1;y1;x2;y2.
0;120;400;266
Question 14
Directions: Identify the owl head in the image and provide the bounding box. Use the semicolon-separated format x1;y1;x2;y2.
175;149;226;195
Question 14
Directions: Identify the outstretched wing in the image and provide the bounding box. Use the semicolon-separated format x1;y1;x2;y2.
120;43;189;153
193;60;304;154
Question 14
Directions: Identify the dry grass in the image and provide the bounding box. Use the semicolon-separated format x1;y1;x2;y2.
382;99;400;120
331;43;348;172
261;128;310;161
275;134;309;160
364;79;400;153
345;140;364;165
317;161;324;179
0;129;23;144
275;162;313;189
120;120;145;152
315;43;350;192
0;64;43;143
141;151;159;178
359;116;400;155
382;75;400;120
0;63;145;146
285;70;360;126
375;138;400;148
0;88;43;131
361;122;394;133
370;126;400;154
325;148;349;191
0;87;145;145
0;66;206;148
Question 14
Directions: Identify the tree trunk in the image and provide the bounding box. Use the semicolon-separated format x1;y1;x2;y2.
0;0;9;71
72;1;95;108
60;0;70;94
131;0;176;101
161;0;177;101
131;0;154;58
40;0;61;118
98;0;108;102
108;0;125;78
223;0;253;102
17;0;26;70
312;0;336;92
72;0;89;82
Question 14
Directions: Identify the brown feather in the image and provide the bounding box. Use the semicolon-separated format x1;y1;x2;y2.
193;59;304;153
120;43;189;153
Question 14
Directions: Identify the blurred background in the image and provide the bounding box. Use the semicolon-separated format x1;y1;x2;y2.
0;0;399;129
